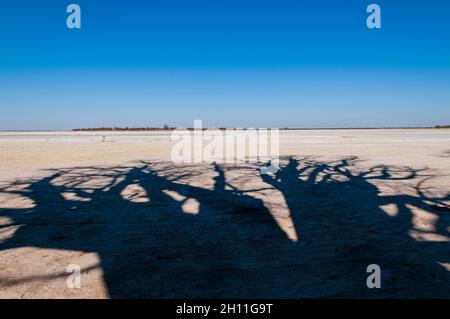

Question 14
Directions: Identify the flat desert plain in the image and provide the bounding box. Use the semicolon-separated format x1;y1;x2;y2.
0;129;449;298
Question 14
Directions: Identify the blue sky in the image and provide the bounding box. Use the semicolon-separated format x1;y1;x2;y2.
0;0;449;129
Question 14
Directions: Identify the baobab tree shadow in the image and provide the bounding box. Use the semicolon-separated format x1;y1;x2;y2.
0;157;449;298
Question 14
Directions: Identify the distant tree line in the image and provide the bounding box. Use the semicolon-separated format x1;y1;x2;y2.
71;125;450;131
72;126;175;131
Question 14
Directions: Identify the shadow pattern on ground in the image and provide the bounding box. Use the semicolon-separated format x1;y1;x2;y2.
0;157;449;298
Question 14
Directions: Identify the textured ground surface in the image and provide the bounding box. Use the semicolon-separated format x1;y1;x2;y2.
0;129;449;298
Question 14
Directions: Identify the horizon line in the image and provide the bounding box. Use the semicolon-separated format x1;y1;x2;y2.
1;125;450;132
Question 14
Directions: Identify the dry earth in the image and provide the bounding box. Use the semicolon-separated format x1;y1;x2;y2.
0;129;449;298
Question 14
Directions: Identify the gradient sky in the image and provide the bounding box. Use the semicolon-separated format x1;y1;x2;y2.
0;0;449;130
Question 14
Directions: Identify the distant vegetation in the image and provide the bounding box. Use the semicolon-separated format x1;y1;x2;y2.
72;126;175;132
71;125;450;131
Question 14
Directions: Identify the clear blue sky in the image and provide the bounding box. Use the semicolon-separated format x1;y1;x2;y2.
1;0;449;130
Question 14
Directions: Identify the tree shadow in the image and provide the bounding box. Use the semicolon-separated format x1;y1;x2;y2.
0;157;449;298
